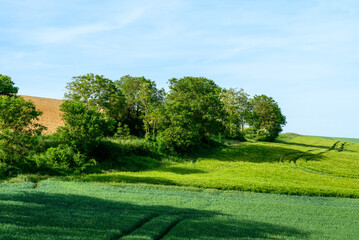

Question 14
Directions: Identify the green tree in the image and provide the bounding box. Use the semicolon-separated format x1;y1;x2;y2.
220;88;250;140
57;100;108;155
245;95;286;142
65;73;125;130
0;74;19;95
0;96;45;172
159;76;223;153
115;75;164;137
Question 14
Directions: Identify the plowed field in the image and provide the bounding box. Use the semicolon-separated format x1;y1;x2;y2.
21;95;64;134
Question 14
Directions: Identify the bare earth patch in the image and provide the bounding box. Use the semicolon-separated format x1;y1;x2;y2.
21;95;64;134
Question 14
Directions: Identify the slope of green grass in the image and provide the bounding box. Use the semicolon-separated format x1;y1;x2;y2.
67;134;359;197
0;180;358;239
309;135;359;144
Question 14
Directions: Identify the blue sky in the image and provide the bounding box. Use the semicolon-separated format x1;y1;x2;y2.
1;0;359;137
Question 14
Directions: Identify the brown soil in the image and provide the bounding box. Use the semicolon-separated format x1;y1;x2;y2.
21;95;64;135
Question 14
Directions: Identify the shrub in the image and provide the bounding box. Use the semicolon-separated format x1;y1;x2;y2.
34;145;95;174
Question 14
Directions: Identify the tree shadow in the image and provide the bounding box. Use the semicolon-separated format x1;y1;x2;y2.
77;174;178;185
155;166;207;175
275;140;334;150
209;143;325;163
0;190;310;239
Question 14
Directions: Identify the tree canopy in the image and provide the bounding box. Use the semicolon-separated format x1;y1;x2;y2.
115;75;164;137
64;73;125;126
158;76;223;153
0;74;19;95
245;94;286;141
0;95;45;172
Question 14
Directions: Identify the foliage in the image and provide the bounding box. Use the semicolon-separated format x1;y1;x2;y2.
245;94;286;141
93;137;160;171
57;100;108;156
64;73;125;131
115;75;164;137
219;88;250;140
0;74;19;95
114;122;131;139
33;144;94;174
0;96;45;173
159;76;223;153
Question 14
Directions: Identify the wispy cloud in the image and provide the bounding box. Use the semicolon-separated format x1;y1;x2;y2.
27;7;147;44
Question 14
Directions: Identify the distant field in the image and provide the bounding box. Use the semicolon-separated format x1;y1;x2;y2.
21;95;64;134
69;134;359;197
0;180;358;239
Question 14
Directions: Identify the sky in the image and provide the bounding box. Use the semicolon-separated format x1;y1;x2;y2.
1;0;359;138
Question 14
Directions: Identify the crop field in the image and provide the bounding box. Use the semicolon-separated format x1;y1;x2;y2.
70;134;359;197
0;180;358;239
21;95;64;134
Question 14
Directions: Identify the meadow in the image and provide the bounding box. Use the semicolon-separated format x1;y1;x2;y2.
1;180;358;240
66;134;359;198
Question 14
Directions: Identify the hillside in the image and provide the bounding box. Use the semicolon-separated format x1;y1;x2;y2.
20;95;64;134
70;134;359;197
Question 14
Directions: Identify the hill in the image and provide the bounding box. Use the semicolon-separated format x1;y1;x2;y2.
69;134;359;197
20;95;64;134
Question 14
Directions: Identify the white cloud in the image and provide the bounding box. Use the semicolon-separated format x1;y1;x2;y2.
27;7;147;45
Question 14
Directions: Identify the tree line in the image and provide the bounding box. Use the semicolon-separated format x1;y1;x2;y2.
0;73;286;176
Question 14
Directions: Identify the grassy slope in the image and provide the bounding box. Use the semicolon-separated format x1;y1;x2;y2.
70;134;359;197
309;135;359;143
0;180;358;240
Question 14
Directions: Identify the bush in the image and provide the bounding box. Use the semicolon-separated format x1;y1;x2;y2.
34;145;95;174
93;138;159;171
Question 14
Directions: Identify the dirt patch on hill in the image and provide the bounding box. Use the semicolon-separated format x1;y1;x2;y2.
21;95;64;135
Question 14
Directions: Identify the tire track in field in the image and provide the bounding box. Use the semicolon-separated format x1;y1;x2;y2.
110;214;159;240
111;213;212;240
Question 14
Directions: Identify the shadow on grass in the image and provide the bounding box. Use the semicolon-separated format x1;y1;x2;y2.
275;140;333;150
210;143;325;163
155;166;207;175
0;190;310;240
77;174;178;185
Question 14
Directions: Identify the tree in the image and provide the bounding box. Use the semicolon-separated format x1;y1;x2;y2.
0;95;45;171
57;100;108;155
115;75;164;137
64;73;125;131
159;77;223;153
220;88;250;140
245;95;286;142
0;74;19;95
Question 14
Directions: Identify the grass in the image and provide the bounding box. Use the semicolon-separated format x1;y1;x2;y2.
309;135;359;144
0;179;358;239
64;134;359;197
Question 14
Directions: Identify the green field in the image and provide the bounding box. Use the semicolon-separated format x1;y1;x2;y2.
1;134;359;239
68;134;359;197
1;180;358;239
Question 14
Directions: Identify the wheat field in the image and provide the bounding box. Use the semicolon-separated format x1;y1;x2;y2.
21;95;64;134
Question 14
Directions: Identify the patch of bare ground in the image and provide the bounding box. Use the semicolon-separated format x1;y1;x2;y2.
20;95;64;135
